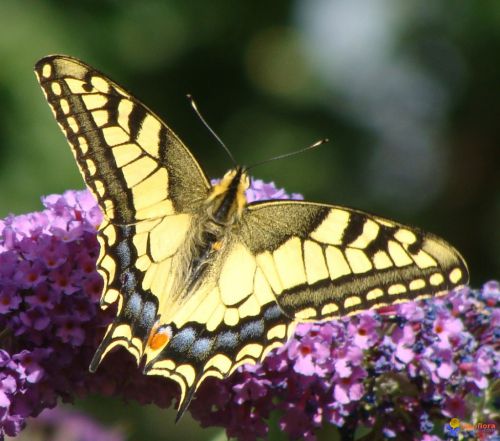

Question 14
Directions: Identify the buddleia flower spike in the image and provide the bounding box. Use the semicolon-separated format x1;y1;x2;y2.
0;186;497;439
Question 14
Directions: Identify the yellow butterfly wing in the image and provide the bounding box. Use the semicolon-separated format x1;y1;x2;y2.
143;234;297;417
35;55;211;369
241;201;468;320
143;200;468;417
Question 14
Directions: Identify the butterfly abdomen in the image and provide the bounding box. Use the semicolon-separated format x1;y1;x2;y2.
186;228;225;290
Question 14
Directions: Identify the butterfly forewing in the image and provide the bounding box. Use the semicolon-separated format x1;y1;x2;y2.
35;55;210;368
34;55;210;221
242;201;468;320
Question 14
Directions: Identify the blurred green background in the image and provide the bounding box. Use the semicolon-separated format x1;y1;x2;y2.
1;0;499;439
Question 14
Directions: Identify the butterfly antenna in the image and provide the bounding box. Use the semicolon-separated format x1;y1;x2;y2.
187;94;237;166
246;138;329;171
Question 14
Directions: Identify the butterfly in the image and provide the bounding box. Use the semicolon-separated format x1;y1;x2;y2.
35;55;469;419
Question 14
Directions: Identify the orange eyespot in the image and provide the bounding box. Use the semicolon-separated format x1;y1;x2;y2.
149;332;169;350
147;323;171;351
212;241;222;251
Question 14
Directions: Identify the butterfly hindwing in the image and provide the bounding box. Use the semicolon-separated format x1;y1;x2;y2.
142;232;297;380
145;290;295;419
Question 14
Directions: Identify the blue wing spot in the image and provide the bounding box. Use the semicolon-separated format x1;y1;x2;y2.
241;320;264;340
264;304;281;321
169;327;197;352
215;331;238;350
115;227;133;267
140;300;157;329
190;337;213;360
116;243;131;267
123;292;142;319
121;269;137;292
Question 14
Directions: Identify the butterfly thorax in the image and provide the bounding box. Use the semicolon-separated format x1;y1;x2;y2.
183;167;249;288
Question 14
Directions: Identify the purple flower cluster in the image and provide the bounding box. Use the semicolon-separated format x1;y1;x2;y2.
0;190;177;438
190;282;499;440
0;182;498;441
0;348;48;436
244;178;304;203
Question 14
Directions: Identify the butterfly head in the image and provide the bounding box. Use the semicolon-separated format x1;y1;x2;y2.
207;167;249;220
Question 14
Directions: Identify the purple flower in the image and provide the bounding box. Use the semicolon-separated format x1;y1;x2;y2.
348;313;379;349
26;283;61;309
442;395;468;419
279;405;317;440
19;308;51;332
233;375;271;404
1;182;499;441
333;365;366;404
286;324;333;376
0;286;21;314
55;317;86;345
14;260;46;288
12;349;47;383
432;316;464;349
